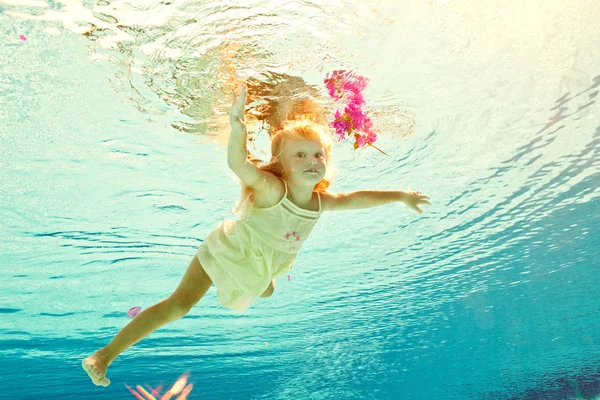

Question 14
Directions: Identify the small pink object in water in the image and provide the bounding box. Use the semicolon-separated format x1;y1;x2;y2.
127;306;141;318
19;35;27;41
287;275;291;281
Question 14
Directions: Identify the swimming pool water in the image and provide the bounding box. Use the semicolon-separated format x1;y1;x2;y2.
1;0;599;399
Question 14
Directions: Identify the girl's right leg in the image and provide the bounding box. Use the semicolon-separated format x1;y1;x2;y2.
81;255;212;386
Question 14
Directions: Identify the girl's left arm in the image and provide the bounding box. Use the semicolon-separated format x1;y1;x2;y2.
322;190;431;214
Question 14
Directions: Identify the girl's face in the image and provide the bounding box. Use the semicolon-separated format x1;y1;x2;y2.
282;139;326;185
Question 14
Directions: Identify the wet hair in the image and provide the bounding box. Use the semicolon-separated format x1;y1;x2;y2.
233;119;338;218
244;72;329;135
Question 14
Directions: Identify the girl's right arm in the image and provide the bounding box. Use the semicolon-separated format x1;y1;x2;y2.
227;86;276;192
227;86;249;168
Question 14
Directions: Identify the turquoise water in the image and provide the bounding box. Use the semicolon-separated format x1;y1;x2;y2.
1;0;599;399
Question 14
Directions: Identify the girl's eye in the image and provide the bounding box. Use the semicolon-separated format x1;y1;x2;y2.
297;152;323;158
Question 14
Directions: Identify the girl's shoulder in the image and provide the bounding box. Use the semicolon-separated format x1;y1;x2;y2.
253;173;285;209
319;191;345;212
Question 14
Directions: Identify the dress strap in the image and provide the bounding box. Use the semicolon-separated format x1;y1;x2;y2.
317;191;322;211
279;177;288;197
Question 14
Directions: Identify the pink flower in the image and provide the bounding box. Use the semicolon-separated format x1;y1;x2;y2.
356;135;367;147
127;306;141;318
324;70;369;103
367;132;377;143
349;92;365;106
284;231;301;242
326;85;341;101
344;103;367;129
332;119;350;135
325;70;370;100
324;70;387;154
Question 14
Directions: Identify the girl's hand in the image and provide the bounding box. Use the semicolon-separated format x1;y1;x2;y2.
403;189;431;214
230;85;247;133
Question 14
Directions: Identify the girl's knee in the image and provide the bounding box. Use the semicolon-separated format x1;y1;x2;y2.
168;256;212;316
164;295;195;319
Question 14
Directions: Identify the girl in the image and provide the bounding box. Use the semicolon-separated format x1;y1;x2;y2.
82;85;431;387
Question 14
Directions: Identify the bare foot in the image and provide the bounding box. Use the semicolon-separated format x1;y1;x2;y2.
81;352;111;387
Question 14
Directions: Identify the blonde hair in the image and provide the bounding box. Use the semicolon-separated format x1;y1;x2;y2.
233;119;338;218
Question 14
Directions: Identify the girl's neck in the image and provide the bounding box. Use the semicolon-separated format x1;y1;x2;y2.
285;181;314;207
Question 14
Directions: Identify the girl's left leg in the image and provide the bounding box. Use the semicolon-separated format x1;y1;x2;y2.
81;255;212;386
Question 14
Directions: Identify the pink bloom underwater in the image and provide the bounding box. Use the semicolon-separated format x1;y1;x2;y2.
344;102;372;132
127;306;141;318
332;110;351;139
356;135;367;147
356;132;378;148
324;69;387;154
324;70;370;102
